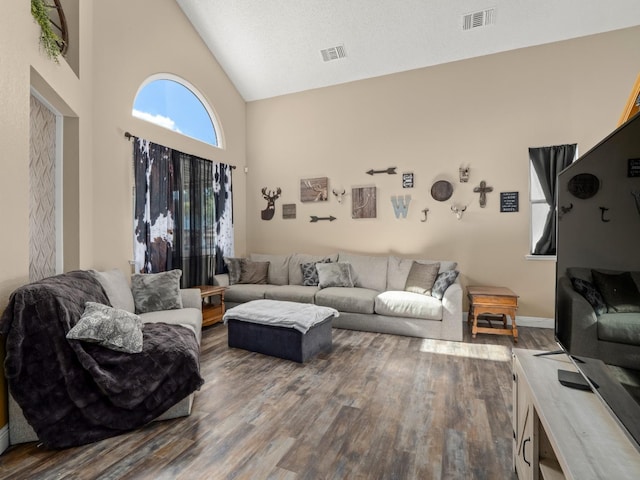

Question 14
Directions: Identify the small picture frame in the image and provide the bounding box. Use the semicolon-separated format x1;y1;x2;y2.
500;192;519;212
402;172;414;188
282;203;296;219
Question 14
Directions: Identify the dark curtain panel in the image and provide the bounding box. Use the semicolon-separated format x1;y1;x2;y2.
529;144;577;255
172;151;215;287
213;163;234;274
133;139;175;273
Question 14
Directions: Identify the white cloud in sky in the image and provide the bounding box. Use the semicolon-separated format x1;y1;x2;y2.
132;109;182;133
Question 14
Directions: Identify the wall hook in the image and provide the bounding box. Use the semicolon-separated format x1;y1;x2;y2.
632;190;640;215
558;203;573;219
421;208;429;222
599;206;611;223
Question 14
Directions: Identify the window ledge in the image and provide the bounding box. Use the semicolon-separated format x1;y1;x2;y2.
525;254;556;261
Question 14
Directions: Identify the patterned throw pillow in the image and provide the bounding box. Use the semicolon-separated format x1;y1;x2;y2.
571;277;607;315
300;258;332;286
224;257;245;285
67;302;143;353
131;269;183;314
405;261;440;295
431;270;459;300
316;262;354;288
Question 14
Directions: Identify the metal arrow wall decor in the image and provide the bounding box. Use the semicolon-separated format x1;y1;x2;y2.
366;167;397;176
310;215;336;222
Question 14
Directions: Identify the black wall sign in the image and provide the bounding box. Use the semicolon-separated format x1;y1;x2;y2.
629;158;640;178
500;192;519;212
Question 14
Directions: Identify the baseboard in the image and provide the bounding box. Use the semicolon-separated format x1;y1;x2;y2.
463;312;554;329
0;424;9;454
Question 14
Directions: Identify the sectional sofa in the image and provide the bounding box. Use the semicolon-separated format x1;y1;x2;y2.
213;252;463;341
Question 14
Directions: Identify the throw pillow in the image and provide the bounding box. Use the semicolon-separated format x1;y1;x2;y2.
224;257;245;285
405;261;440;295
431;270;459;300
67;302;143;353
300;258;332;286
131;269;183;314
238;260;270;284
91;269;136;313
591;270;640;313
571;277;607;316
316;262;355;288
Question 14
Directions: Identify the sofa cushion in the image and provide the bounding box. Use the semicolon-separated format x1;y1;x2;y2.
139;307;203;344
250;253;290;285
225;284;277;303
591;270;640;313
317;262;355;288
92;269;136;313
597;313;640;346
375;291;443;320
131;269;183;314
571;277;607;315
264;285;319;303
387;256;457;291
224;257;245;285
238;260;270;284
404;262;440;295
288;253;338;285
67;302;143;353
315;287;377;314
338;252;388;291
431;270;460;300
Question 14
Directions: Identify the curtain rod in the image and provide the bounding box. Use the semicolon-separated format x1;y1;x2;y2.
123;131;236;169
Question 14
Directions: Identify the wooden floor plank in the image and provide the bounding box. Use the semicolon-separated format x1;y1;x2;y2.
0;323;556;479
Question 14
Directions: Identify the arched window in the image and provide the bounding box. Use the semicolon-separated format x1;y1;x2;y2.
132;74;221;147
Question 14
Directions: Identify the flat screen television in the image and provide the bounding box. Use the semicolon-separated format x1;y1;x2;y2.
555;111;640;450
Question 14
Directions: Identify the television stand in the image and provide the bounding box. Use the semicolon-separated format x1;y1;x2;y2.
512;349;640;479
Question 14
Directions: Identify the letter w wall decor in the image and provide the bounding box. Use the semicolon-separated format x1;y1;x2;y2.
391;195;411;218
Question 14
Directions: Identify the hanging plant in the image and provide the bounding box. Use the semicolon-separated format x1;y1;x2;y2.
31;0;63;63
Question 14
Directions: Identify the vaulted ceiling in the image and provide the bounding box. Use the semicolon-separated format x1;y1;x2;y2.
176;0;640;101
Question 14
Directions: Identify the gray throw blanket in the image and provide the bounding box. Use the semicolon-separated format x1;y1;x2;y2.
0;271;204;449
223;299;339;333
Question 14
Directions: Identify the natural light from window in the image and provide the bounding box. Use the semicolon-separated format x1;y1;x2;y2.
132;76;219;147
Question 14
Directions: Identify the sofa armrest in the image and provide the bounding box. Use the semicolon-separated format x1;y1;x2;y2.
441;278;463;341
557;276;598;357
180;288;202;311
213;273;230;287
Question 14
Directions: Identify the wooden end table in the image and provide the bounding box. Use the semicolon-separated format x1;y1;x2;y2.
467;286;519;342
196;285;226;327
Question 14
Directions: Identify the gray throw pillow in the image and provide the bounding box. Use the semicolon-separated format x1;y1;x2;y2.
405;261;440;295
300;258;332;286
224;257;245;285
316;262;354;288
67;302;143;353
591;270;640;313
431;270;459;300
571;277;607;315
238;260;270;284
131;269;183;314
91;269;136;313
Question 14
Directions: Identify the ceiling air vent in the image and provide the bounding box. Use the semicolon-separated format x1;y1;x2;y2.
321;45;347;62
462;8;496;31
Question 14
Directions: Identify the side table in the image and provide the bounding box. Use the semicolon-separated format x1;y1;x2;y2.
467;286;519;342
196;285;226;327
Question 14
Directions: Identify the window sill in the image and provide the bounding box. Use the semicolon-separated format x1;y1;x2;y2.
525;255;556;261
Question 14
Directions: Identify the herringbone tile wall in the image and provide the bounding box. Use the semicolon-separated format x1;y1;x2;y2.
29;95;57;282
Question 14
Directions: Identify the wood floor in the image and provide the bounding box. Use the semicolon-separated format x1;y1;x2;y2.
0;323;556;479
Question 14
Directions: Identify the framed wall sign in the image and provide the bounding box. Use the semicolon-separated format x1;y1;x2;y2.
402;172;414;188
628;158;640;178
500;192;519;212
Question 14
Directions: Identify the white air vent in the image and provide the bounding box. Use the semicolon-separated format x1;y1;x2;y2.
321;45;347;62
463;8;496;31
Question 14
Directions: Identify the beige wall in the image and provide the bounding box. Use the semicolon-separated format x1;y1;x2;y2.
246;26;640;319
0;0;245;439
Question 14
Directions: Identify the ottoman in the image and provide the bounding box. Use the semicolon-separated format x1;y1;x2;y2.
223;299;338;363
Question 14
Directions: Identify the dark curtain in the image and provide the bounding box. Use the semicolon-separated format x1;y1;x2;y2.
213;163;234;274
529;144;576;255
172;151;215;288
133;139;175;273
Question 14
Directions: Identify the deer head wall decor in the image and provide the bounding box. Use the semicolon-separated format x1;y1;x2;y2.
261;187;281;220
451;204;467;220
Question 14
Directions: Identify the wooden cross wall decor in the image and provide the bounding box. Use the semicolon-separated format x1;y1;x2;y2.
473;180;493;208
